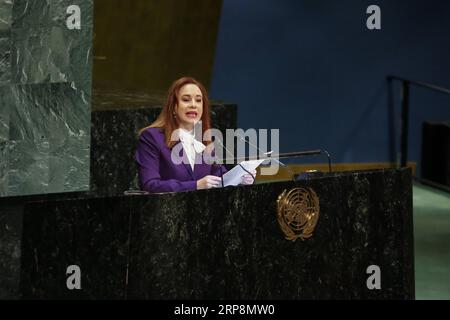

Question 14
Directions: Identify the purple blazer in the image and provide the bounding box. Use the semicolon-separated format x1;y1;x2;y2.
135;127;227;193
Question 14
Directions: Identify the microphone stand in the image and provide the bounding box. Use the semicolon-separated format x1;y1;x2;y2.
214;135;333;183
233;135;332;174
223;143;333;180
237;135;334;180
237;136;297;181
222;151;332;170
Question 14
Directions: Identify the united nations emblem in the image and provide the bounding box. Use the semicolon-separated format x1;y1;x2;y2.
276;187;320;241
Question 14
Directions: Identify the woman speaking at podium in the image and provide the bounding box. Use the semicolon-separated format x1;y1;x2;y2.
135;77;255;193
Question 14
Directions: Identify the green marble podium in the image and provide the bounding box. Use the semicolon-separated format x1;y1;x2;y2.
17;168;414;299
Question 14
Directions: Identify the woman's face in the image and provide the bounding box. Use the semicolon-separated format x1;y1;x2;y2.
175;84;203;131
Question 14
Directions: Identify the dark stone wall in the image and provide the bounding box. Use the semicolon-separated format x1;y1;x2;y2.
0;191;88;299
0;203;22;299
128;168;414;299
17;168;414;299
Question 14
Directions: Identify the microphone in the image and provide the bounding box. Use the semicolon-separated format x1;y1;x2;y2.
236;135;333;177
214;137;257;184
236;135;296;181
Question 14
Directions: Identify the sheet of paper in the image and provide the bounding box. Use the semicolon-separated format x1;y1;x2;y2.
221;159;265;187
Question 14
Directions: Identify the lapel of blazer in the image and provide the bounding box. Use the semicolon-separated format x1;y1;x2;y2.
179;142;195;180
170;141;195;180
183;161;195;180
192;152;204;179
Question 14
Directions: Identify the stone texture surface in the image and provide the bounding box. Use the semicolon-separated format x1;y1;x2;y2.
0;83;90;196
128;168;414;299
0;0;93;198
0;203;23;299
14;168;414;299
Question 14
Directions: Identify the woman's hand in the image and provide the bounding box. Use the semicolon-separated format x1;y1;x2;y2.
197;175;222;190
241;170;257;185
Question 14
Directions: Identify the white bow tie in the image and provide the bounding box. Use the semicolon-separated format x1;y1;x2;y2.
179;130;206;153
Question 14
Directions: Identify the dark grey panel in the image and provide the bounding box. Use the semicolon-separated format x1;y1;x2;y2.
0;84;10;194
50;0;93;28
12;0;51;28
0;0;13;31
0;204;23;299
1;83;90;197
12;0;92;29
48;82;90;193
0;85;9;140
0;33;11;85
6;84;51;196
0;141;7;194
10;26;93;85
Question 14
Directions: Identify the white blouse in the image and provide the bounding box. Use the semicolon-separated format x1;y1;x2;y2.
179;128;206;171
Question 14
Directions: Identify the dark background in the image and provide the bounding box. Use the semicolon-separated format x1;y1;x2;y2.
210;0;450;175
92;0;450;176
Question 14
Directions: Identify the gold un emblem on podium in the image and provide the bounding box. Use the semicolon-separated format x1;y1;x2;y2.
277;187;320;241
